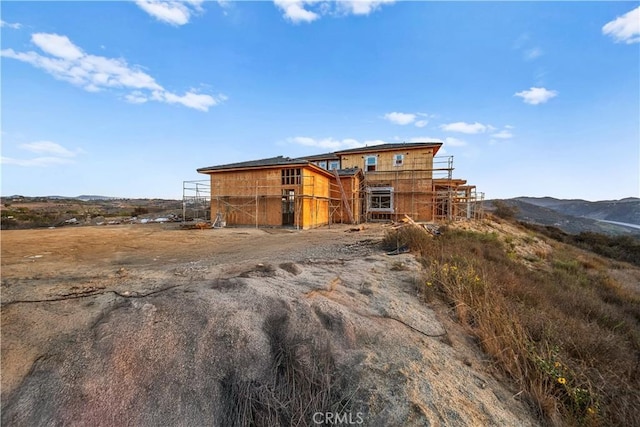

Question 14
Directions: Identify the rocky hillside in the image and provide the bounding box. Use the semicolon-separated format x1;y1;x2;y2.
3;219;638;426
1;224;539;426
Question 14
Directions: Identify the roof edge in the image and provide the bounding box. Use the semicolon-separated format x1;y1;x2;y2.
334;142;443;155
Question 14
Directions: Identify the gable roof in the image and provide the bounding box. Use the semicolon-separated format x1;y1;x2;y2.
197;156;309;173
335;142;442;155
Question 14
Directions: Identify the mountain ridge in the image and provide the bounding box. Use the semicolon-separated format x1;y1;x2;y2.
513;196;640;225
486;197;640;237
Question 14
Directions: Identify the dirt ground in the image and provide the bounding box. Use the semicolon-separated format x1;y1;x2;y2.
1;223;540;426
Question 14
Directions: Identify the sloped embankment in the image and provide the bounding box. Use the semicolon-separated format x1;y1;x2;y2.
1;226;539;426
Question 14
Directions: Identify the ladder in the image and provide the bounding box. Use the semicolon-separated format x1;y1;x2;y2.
212;212;225;228
333;169;355;224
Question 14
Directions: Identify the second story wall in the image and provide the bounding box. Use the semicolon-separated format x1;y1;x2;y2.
339;147;435;173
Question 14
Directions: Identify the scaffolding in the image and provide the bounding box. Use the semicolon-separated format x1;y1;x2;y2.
433;182;485;221
182;180;211;222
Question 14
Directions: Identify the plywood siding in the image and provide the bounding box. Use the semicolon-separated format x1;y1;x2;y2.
205;166;332;229
340;148;434;172
301;168;331;229
342;148;436;222
208;169;284;227
209;169;285;197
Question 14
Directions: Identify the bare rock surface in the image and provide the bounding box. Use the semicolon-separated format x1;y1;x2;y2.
1;224;540;426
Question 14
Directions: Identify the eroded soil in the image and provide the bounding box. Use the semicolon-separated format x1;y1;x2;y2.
1;224;540;426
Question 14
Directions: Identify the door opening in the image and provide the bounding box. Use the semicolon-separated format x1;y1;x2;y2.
282;189;295;226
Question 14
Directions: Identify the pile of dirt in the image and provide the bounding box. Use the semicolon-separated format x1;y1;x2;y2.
1;224;539;426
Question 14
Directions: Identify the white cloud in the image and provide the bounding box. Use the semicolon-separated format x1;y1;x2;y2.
336;0;395;16
273;0;394;23
1;33;224;112
274;0;320;23
216;0;231;14
384;112;416;125
135;0;204;26
125;91;149;104
155;90;226;112
514;33;545;64
32;33;84;60
2;141;80;167
491;130;514;139
602;6;640;44
524;47;543;60
19;141;76;157
0;20;22;29
440;121;489;134
287;136;387;150
444;137;467;147
514;87;558;105
384;111;433;127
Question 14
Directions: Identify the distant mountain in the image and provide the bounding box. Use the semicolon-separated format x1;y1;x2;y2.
486;198;640;237
514;197;640;225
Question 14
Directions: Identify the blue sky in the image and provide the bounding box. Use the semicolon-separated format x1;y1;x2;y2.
1;1;638;200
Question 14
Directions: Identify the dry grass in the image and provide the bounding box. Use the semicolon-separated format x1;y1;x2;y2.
218;312;353;426
385;226;640;426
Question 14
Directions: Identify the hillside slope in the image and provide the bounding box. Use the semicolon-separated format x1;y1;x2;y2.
1;225;538;426
3;221;637;426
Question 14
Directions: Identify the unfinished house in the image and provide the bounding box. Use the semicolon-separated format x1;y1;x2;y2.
196;142;482;229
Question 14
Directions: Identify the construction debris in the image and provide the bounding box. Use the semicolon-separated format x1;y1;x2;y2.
386;215;441;237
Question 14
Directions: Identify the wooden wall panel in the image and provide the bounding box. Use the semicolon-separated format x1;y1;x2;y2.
205;166;333;229
301;169;331;229
340;149;434;172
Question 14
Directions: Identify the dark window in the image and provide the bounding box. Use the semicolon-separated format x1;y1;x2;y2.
368;187;393;212
281;168;301;185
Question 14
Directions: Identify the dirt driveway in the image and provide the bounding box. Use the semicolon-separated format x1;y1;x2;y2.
1;223;379;274
1;223;386;400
